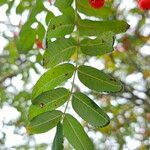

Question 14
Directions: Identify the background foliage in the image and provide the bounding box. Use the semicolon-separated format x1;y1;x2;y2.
0;0;150;149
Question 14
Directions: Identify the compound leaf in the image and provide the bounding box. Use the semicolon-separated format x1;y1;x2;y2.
55;0;73;9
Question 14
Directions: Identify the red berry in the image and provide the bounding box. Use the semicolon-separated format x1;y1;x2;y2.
36;39;43;49
89;0;105;9
138;0;150;10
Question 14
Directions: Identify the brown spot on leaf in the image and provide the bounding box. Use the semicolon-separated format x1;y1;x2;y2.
52;25;56;30
65;73;68;76
110;78;116;82
40;103;45;108
102;39;105;43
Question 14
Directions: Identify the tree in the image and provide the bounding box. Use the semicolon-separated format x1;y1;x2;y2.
0;0;149;149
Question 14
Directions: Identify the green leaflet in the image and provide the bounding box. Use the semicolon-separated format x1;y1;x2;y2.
26;0;45;25
55;0;73;9
29;105;45;121
46;11;55;25
52;122;64;150
72;92;110;127
0;0;6;6
32;87;70;105
60;7;75;16
25;0;129;148
47;15;75;40
80;32;115;56
78;19;130;36
16;1;26;14
78;65;123;92
43;38;76;68
32;63;75;100
63;114;94;150
77;0;113;18
36;22;46;41
55;0;74;15
17;1;45;51
27;110;62;134
5;41;18;63
29;88;70;120
16;24;36;52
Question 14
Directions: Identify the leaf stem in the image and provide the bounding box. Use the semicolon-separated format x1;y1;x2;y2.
62;0;79;120
62;68;77;119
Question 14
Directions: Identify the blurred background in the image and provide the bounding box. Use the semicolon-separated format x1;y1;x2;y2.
0;0;150;149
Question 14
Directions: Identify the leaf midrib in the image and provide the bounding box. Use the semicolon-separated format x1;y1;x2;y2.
81;42;107;47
